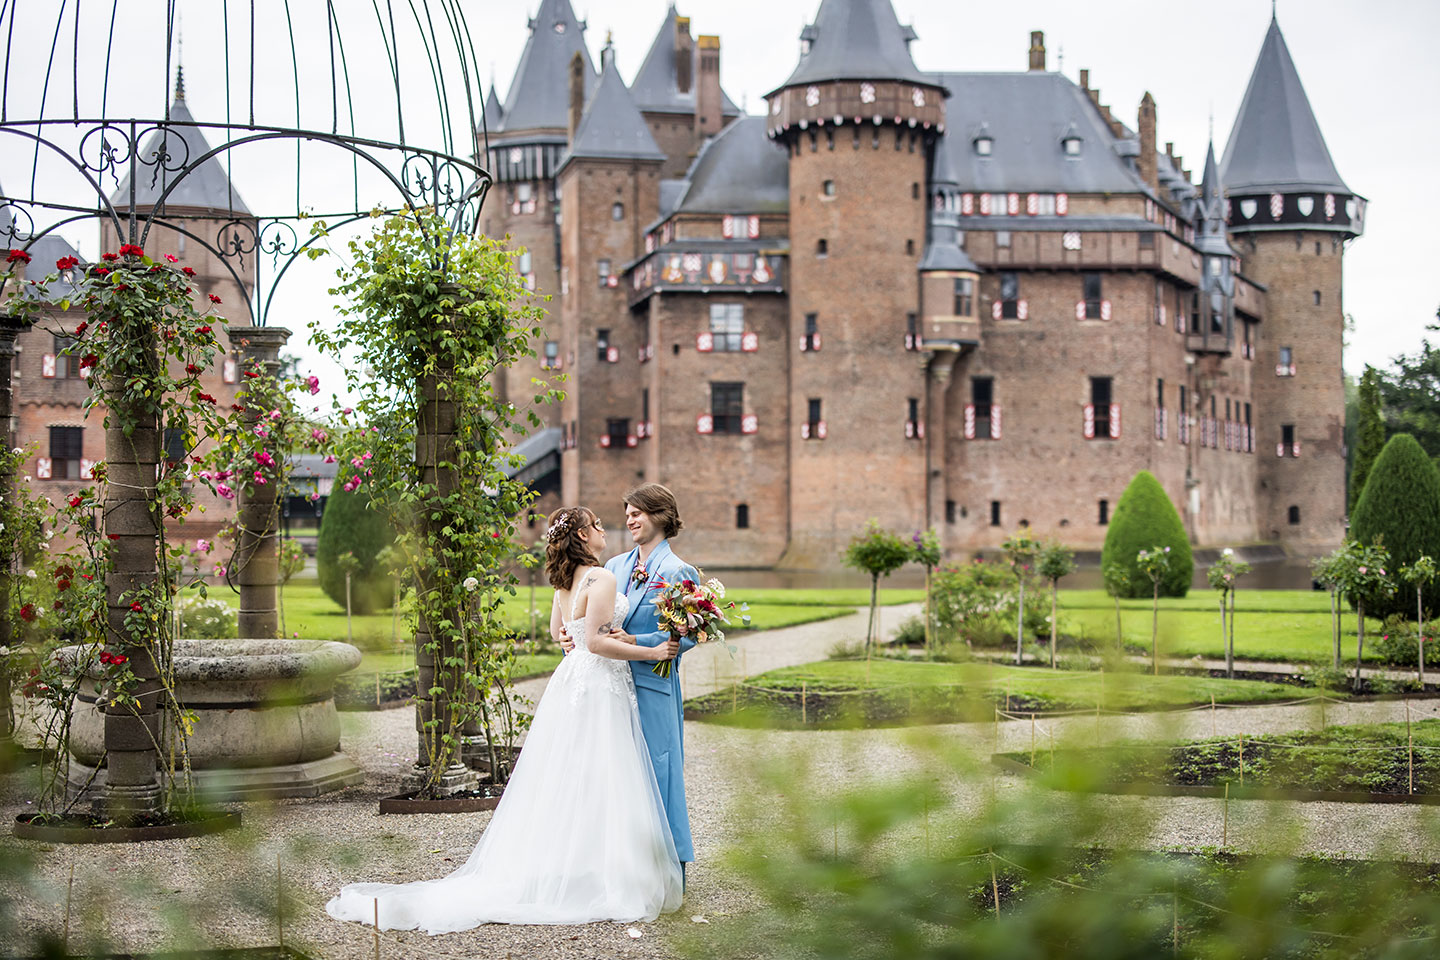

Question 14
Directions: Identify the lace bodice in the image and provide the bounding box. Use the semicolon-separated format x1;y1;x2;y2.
561;575;635;708
564;575;630;648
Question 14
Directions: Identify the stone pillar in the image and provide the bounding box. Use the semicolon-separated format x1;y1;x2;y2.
100;315;164;816
0;316;24;746
411;294;477;795
225;326;291;640
924;351;961;533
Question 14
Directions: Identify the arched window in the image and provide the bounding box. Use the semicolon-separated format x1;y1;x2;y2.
1288;505;1301;525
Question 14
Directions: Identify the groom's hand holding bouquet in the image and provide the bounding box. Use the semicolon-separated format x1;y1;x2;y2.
647;576;746;678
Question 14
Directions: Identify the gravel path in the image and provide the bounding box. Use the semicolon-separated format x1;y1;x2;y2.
7;614;1440;959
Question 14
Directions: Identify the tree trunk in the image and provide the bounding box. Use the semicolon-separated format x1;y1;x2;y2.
344;572;353;645
1354;600;1366;693
1419;586;1426;686
1330;587;1340;669
0;318;20;748
1222;593;1231;679
529;568;537;646
1151;582;1160;675
1049;579;1058;669
1114;596;1123;650
1015;576;1025;666
226;326;290;640
924;566;932;657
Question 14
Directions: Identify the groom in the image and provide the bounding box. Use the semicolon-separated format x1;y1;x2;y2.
561;483;697;871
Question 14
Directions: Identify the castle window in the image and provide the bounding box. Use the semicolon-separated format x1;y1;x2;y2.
596;329;611;362
1315;241;1322;255
999;272;1019;318
996;231;1011;248
990;501;1002;527
1138;231;1155;249
49;426;84;480
516;183;533;204
972;377;994;440
945;500;957;524
177;234;186;257
802;312;819;351
912;183;920;199
709;303;745;352
906;397;921;439
611;202;624;221
1099;499;1109;525
1088;376;1114;439
710;382;744;434
1033;194;1057;216
1062;132;1083;156
905;312;919;351
1280;423;1297;457
518;250;532;275
1156;378;1165;407
1278;346;1295;376
642;388;650;425
163;425;188;466
816;238;828;258
905;238;915;255
822;179;836;197
1313;290;1321;306
954;277;974;317
736;504;750;529
606;418;630;449
974;135;993;156
51;334;76;379
1288;505;1301;525
1083;273;1103;319
597;259;612;286
806;398;822;437
1245;402;1253;452
1189;292;1200;334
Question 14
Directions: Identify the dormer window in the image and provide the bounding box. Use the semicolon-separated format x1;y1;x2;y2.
1062;133;1082;156
974;135;993;156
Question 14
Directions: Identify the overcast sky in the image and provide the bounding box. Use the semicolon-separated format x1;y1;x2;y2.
5;0;1437;405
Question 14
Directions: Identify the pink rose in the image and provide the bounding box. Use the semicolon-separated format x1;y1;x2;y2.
343;475;362;493
323;454;337;464
217;483;235;500
306;375;320;395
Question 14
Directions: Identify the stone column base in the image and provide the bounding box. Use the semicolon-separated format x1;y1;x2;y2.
69;751;363;803
405;762;478;797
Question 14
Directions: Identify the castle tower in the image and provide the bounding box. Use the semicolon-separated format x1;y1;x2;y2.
478;0;596;433
766;0;946;565
1221;14;1363;550
555;46;665;521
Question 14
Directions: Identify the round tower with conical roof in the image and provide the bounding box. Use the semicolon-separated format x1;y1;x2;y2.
765;0;946;563
1221;15;1364;549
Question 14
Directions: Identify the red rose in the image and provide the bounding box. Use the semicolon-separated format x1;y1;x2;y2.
130;602;143;612
682;579;696;590
56;579;71;592
112;654;127;665
119;244;144;257
79;354;99;370
93;267;110;276
68;495;83;507
198;393;217;404
208;293;222;304
56;255;79;270
101;252;119;262
53;600;63;610
19;604;36;622
231;404;246;412
182;267;196;277
80;573;94;580
243;371;258;379
106;533;120;541
197;325;212;334
6;249;31;265
73;321;88;336
165;254;178;262
185;364;201;375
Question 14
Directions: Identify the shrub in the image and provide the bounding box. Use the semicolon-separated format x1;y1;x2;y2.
892;616;927;647
1350;434;1440;619
1100;470;1192;597
316;477;397;615
179;594;237;639
932;561;1047;649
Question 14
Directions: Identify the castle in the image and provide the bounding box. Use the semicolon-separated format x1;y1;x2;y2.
483;0;1363;568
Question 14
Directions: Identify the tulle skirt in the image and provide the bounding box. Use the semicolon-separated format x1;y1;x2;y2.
326;651;684;933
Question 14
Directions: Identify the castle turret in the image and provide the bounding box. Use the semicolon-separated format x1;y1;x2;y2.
1189;141;1236;355
765;0;946;564
1222;14;1362;550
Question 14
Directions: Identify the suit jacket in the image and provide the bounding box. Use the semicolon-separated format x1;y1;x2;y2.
605;539;697;862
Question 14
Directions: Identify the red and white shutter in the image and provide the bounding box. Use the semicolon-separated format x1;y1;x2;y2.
904;420;916;439
741;414;758;435
801;422;811;440
1026;193;1039;215
606;346;619;363
979;193;991;216
991;300;1003;320
696;332;714;352
1017;299;1029;320
1293;441;1302;458
1007;193;1020;215
1075;301;1087;320
816;421;828;439
1100;300;1112;321
812;333;822;351
80;459;93;479
696;414;714;434
964;404;976;439
961;193;974;215
991;406;1003;439
1056;193;1069;216
1109;404;1121;438
626;434;639;448
741;332;759;352
42;354;56;378
747;216;760;239
599;434;612;448
37;457;52;478
721;215;735;239
798;335;809;352
1083;404;1095;438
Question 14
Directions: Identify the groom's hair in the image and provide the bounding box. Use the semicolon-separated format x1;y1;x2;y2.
624;483;684;539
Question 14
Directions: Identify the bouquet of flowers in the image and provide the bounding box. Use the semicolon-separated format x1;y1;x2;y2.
648;575;746;677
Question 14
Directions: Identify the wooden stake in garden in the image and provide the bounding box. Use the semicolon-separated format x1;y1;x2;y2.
62;860;74;954
1408;701;1415;795
1030;712;1036;767
277;854;284;949
1222;782;1229;846
802;681;808;725
1211;694;1217;737
1237;735;1244;787
373;898;381;960
989;851;1001;918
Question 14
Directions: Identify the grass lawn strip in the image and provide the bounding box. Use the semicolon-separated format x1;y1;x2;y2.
1005;718;1440;799
686;659;1302;728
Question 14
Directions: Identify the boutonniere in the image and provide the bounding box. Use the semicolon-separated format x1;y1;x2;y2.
631;562;649;588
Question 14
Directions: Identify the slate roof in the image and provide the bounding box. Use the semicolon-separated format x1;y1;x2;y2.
1220;17;1349;195
918;237;978;273
481;86;504;139
110;97;251;216
674;116;788;214
564;56;667;164
773;0;930;93
630;5;741;118
26;234;85;298
930;72;1145;195
498;0;597;134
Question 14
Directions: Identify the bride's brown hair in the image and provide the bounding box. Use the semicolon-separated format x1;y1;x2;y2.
544;506;600;591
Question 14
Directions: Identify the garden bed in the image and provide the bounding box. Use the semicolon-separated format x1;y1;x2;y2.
684;660;1303;729
13;809;241;844
997;719;1440;802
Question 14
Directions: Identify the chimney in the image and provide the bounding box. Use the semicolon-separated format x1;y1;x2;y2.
694;35;722;140
1137;92;1158;192
675;15;694;95
568;51;585;143
1028;31;1046;71
1079;68;1089;90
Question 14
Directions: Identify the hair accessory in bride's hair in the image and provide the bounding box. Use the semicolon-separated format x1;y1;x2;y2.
544;512;573;543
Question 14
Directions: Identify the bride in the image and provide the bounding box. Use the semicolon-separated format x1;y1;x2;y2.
326;506;684;933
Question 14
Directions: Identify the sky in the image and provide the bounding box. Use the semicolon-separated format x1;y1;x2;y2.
3;0;1437;407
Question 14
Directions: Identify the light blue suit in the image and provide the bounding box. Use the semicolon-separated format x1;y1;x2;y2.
605;539;697;863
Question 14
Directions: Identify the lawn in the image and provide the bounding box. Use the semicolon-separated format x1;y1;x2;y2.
352;649;563;678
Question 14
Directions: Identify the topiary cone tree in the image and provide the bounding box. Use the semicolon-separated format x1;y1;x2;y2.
1101;470;1193;598
316;476;397;616
1350;433;1440;620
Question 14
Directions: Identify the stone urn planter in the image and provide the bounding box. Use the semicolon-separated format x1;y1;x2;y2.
57;638;364;801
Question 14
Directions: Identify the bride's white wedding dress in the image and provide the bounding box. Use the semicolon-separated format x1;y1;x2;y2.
326;580;683;933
